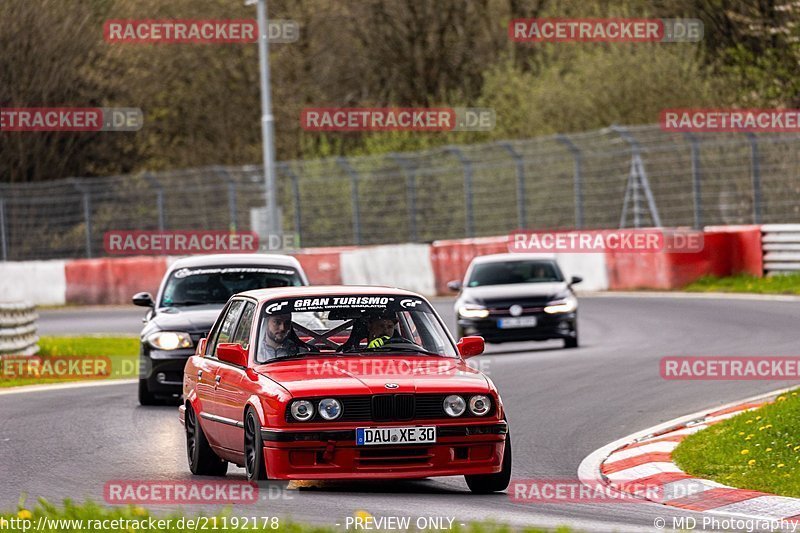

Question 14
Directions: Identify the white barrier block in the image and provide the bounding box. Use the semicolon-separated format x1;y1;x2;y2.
340;244;436;296
0;260;66;305
554;253;609;291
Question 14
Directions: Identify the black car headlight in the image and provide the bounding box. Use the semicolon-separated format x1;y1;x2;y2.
544;295;577;314
458;304;489;319
147;331;193;350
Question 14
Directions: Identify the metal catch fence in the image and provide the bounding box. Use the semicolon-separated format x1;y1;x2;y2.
1;123;800;260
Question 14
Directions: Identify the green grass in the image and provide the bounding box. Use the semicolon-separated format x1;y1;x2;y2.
684;273;800;294
0;500;574;533
0;336;139;388
672;389;800;497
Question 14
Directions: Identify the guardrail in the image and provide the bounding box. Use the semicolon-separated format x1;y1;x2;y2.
762;224;800;274
0;302;39;355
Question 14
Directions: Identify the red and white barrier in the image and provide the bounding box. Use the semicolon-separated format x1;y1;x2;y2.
0;226;766;305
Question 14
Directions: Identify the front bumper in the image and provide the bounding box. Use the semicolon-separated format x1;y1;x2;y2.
261;421;508;480
458;312;576;343
140;348;193;395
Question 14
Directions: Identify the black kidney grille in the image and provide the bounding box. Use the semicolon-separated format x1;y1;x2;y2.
394;394;415;420
371;395;395;421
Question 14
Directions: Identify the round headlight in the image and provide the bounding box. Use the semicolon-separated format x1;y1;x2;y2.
317;398;342;420
469;395;492;416
290;400;314;421
443;395;466;417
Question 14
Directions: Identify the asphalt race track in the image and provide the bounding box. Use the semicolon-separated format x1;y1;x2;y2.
5;295;800;531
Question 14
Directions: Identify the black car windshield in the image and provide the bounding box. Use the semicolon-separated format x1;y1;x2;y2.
467;260;563;287
255;295;457;362
160;266;303;307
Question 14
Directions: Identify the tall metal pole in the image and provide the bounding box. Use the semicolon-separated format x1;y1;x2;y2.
257;0;279;236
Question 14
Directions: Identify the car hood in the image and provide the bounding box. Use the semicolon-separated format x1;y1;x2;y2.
460;282;568;305
146;305;225;335
254;355;489;396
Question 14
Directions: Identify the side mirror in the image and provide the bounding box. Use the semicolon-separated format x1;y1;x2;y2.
570;276;583;285
132;292;154;308
447;280;463;292
457;336;485;359
195;338;208;356
216;343;248;367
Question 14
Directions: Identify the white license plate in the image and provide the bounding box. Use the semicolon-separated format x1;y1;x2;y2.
356;426;436;446
498;316;538;329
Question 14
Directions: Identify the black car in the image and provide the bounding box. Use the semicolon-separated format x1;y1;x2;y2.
449;254;581;348
133;254;309;404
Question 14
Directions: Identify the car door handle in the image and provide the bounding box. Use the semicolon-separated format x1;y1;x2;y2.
214;375;221;389
197;370;203;380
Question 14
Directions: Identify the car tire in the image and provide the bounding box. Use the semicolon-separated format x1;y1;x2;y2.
185;404;228;476
138;378;159;406
563;334;578;349
465;431;512;494
244;408;269;481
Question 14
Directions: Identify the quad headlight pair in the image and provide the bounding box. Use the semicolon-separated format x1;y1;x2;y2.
290;398;342;421
444;394;492;417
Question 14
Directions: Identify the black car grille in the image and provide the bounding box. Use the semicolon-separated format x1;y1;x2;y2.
482;296;552;309
285;394;494;422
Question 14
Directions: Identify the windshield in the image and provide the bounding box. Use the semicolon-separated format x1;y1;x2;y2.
160;266;303;307
255;295;457;363
467;260;563;287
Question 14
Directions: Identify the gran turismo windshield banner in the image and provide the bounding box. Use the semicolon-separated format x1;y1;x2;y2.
264;295;429;314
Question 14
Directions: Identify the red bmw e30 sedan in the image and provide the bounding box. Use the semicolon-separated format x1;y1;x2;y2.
179;285;511;493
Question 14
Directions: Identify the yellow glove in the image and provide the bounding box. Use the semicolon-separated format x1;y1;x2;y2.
368;336;389;348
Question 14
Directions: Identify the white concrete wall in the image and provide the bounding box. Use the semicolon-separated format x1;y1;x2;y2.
0;260;66;305
554;253;609;291
340;244;437;295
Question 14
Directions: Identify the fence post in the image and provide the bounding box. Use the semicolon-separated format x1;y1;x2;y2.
682;133;703;229
556;135;584;229
142;172;165;231
390;153;418;242
337;157;362;245
0;195;7;261
446;147;475;238
497;142;526;229
214;167;238;232
744;133;762;224
280;163;302;246
69;179;93;258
